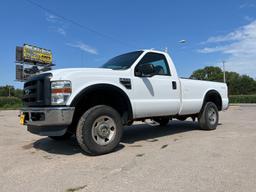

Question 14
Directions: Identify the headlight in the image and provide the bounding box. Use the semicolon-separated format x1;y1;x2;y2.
51;81;72;105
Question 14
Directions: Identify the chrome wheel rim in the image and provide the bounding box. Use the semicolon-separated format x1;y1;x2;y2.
92;116;116;146
208;107;217;125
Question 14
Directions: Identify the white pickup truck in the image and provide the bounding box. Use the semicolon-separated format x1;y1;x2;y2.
21;49;229;155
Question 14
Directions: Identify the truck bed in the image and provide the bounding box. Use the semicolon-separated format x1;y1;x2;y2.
179;78;229;115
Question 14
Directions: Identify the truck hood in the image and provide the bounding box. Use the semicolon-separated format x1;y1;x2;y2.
48;68;130;80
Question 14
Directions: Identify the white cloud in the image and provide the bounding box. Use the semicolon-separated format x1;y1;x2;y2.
66;42;98;55
204;23;253;43
56;27;66;36
45;12;66;36
244;16;254;22
45;13;59;23
198;20;256;78
239;3;255;9
198;46;227;53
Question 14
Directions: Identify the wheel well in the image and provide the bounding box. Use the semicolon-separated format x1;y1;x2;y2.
203;90;222;111
68;84;133;132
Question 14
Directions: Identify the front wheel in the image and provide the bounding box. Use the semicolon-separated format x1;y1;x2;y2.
76;105;123;155
198;102;219;130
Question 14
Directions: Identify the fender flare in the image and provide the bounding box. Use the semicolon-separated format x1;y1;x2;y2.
70;83;133;121
202;89;222;111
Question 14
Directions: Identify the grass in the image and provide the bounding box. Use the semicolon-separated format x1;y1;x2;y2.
0;97;22;110
229;95;256;103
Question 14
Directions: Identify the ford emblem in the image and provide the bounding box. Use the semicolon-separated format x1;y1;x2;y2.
24;89;31;95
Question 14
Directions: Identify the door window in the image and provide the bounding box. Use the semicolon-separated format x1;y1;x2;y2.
135;52;171;76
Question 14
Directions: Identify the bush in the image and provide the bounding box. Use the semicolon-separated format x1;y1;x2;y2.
0;97;22;109
229;95;256;103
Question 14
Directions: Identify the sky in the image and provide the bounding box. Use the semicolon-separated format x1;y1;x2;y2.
0;0;256;88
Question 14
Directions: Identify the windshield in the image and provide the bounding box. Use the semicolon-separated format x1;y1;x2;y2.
102;51;143;70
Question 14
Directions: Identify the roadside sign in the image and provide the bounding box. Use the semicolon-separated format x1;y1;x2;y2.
15;44;54;81
23;44;52;65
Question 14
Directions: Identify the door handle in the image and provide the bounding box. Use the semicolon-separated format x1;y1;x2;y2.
172;81;177;90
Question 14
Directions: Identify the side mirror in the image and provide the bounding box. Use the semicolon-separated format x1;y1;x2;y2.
135;64;155;77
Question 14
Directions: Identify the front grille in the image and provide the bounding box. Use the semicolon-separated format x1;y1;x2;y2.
22;73;52;107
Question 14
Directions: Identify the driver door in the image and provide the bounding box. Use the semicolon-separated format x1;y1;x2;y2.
132;52;180;118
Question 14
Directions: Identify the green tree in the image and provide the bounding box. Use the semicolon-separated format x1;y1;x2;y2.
190;66;256;95
0;85;23;98
14;89;23;98
190;66;223;82
225;72;240;95
238;75;256;94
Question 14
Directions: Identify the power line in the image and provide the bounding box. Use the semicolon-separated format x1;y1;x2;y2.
25;0;137;48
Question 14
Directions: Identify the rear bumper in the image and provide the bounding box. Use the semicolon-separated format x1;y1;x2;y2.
20;107;75;136
222;98;229;110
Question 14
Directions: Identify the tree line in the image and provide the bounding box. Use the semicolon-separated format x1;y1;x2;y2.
190;66;256;95
0;85;23;98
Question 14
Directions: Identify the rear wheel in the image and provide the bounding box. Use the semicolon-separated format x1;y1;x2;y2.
198;102;219;130
76;105;123;155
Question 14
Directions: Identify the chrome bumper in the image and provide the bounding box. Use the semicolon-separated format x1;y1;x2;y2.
20;107;75;136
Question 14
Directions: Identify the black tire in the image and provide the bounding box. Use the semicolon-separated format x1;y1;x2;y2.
76;105;123;155
49;131;73;141
153;117;170;126
198;102;219;130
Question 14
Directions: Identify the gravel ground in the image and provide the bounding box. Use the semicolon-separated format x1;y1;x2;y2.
0;106;256;192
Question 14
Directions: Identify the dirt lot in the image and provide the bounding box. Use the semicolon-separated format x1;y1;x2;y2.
0;106;256;192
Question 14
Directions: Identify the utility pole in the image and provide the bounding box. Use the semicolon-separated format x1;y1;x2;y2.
222;60;226;83
8;86;11;97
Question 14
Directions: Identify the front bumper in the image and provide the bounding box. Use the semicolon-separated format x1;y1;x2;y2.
20;107;75;136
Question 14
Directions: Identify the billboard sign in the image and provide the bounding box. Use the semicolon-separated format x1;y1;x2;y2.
16;64;42;81
15;44;54;81
16;46;23;62
23;44;52;65
16;64;23;81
